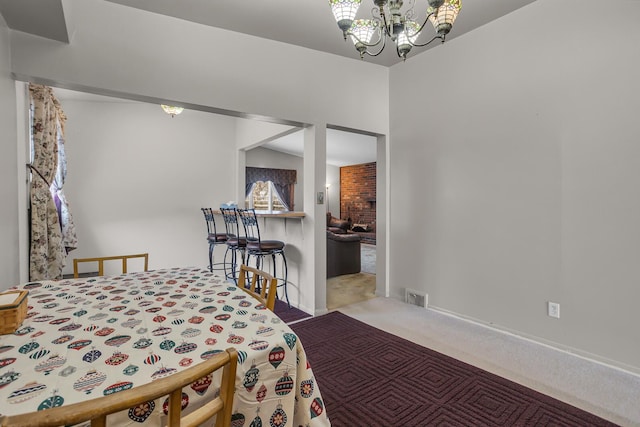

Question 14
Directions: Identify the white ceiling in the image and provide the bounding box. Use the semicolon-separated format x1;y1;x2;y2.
2;0;536;165
104;0;536;67
0;0;68;42
261;129;377;168
0;0;537;67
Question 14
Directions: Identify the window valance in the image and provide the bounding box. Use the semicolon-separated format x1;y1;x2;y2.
246;167;297;186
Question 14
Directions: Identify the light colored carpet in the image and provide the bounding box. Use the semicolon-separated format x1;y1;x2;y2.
361;244;376;275
339;297;640;426
326;272;376;310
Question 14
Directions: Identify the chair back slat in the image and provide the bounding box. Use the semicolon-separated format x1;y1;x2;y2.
237;208;261;243
237;264;277;311
201;207;219;235
220;207;241;238
73;253;149;278
0;348;238;427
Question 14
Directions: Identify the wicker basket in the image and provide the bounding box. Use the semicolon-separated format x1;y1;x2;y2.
0;290;28;335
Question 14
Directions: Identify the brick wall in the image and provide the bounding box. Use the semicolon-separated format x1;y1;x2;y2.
340;162;376;227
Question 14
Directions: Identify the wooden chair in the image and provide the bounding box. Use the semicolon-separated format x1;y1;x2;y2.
72;253;149;278
237;264;278;311
0;348;238;427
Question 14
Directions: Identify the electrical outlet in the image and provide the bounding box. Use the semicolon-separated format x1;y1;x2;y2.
547;301;560;318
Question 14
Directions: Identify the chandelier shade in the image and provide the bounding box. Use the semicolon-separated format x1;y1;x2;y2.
330;0;362;35
328;0;462;60
349;19;379;53
160;105;184;117
427;0;461;35
396;20;420;58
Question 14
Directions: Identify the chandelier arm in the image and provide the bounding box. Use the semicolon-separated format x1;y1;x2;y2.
404;0;417;21
363;33;387;57
348;28;384;48
378;7;394;39
405;11;437;41
396;43;404;59
410;33;444;47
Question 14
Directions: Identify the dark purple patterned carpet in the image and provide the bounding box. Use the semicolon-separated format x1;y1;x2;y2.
290;311;618;427
273;299;312;323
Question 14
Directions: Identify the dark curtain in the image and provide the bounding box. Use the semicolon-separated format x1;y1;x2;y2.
246;167;297;210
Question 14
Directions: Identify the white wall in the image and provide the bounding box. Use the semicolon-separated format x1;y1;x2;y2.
0;16;19;289
246;147;304;211
10;0;388;134
59;99;237;275
9;0;389;312
236;121;298;151
389;0;640;372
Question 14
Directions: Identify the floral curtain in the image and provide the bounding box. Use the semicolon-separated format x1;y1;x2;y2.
52;110;78;254
28;84;68;280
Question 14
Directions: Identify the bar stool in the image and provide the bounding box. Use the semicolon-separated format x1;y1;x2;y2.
220;207;247;283
237;208;290;307
201;208;227;272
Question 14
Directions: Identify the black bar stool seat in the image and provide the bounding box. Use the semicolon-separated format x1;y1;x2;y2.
246;240;285;252
237;208;290;307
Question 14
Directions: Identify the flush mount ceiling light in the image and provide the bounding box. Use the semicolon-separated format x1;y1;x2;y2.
160;105;184;117
329;0;461;60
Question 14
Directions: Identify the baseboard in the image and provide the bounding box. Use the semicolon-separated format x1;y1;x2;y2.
284;304;326;318
313;307;329;317
427;303;640;378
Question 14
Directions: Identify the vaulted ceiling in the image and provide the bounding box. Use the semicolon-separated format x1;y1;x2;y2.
1;0;536;66
0;0;536;165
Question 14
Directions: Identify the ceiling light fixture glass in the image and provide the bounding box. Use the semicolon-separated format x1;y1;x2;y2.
161;105;184;117
329;0;461;61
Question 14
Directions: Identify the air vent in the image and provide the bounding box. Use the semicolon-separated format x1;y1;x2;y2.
405;289;428;308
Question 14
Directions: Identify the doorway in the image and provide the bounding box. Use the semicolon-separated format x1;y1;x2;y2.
325;129;380;309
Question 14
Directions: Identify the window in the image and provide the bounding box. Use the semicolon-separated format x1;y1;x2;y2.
245;180;288;211
245;167;297;211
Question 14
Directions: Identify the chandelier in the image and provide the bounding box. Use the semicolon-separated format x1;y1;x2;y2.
160;105;184;117
329;0;461;60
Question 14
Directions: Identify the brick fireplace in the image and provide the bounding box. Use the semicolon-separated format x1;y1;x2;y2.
340;162;376;244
